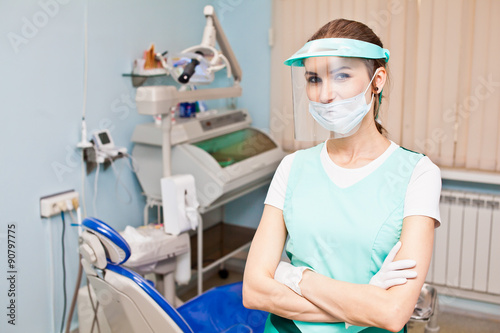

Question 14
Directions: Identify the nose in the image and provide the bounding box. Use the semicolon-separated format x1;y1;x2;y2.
318;80;335;104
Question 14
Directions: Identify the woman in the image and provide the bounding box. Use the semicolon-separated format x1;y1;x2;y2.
243;19;441;333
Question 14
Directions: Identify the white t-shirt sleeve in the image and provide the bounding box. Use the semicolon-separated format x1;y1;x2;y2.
403;156;442;227
264;153;296;210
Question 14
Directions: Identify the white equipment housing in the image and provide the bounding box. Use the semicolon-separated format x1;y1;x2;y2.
131;108;286;210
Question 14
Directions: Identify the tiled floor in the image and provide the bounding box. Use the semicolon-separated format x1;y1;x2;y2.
179;268;500;333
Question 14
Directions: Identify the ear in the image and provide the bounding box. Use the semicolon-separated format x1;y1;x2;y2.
373;67;387;93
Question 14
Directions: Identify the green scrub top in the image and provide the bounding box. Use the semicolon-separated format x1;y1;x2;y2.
265;143;423;333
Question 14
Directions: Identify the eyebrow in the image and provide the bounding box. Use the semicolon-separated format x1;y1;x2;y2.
305;66;351;76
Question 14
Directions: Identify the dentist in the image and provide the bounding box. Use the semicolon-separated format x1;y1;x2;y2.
243;18;441;333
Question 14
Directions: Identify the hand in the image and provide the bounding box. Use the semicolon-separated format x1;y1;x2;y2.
274;261;311;296
369;241;417;289
346;241;417;329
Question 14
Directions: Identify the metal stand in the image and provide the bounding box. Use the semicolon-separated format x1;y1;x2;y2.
424;298;440;333
410;284;440;333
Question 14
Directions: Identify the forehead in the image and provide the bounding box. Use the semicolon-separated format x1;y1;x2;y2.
303;56;366;72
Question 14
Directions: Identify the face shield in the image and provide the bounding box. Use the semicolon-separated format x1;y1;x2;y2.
285;38;390;141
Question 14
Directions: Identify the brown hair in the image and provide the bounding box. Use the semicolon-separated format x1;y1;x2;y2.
308;19;388;135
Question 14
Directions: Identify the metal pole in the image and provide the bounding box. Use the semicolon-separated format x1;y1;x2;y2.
425;297;440;333
197;217;204;295
161;112;172;178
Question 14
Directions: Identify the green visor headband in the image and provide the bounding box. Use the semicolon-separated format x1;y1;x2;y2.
284;38;390;66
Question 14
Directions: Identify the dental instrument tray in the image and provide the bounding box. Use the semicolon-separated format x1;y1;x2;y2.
131;108;286;210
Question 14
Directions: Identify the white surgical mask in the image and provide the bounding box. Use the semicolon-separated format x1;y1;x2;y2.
308;70;378;137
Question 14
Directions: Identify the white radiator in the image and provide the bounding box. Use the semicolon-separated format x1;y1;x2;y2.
426;190;500;305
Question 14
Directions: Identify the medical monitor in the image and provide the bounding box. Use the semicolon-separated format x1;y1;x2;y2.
92;129;115;151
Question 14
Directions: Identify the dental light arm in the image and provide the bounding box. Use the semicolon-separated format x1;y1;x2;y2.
153;5;239;86
180;5;240;83
135;5;243;179
138;5;242;116
204;5;241;82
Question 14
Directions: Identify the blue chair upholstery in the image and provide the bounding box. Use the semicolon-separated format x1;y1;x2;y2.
178;281;268;332
79;217;267;333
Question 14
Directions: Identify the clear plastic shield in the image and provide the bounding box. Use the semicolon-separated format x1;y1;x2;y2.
286;38;389;141
291;56;374;141
291;63;330;141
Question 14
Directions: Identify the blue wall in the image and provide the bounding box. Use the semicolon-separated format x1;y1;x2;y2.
0;0;271;331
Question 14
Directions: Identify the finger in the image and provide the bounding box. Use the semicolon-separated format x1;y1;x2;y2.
383;241;402;264
385;270;418;280
383;278;407;289
387;259;417;271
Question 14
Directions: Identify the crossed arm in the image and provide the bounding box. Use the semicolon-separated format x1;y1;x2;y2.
242;204;435;332
242;205;341;322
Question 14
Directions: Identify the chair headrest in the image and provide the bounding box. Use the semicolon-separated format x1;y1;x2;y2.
82;217;131;265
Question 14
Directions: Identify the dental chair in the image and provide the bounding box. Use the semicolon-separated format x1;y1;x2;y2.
79;217;268;333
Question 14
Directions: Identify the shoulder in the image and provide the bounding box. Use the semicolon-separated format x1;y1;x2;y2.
398;145;424;156
297;142;325;156
279;151;297;171
396;146;426;165
272;151;298;184
282;143;324;168
404;156;442;226
264;152;298;210
412;156;441;181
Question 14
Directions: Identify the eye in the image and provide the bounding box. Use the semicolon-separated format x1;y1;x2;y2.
334;73;350;81
306;75;321;84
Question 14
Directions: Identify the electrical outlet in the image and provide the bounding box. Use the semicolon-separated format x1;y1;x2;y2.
40;190;79;218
